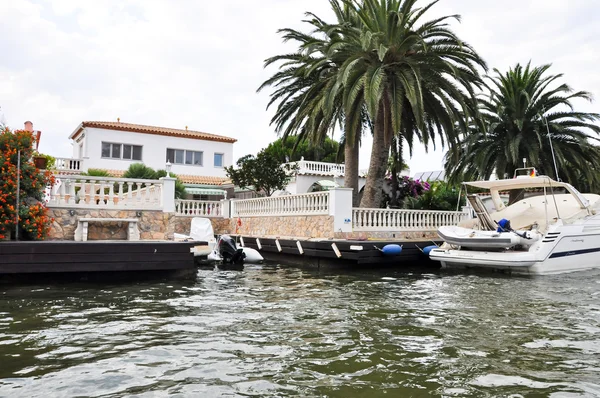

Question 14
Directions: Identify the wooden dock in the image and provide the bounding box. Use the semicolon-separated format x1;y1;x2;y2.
238;236;441;269
0;241;201;279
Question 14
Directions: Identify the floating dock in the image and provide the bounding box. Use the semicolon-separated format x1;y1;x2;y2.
0;241;201;280
237;236;441;269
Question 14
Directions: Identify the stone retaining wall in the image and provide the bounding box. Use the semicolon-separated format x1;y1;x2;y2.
47;210;436;241
231;215;335;239
334;231;439;241
47;209;229;241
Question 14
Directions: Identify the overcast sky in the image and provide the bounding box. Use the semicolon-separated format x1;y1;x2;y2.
1;0;599;175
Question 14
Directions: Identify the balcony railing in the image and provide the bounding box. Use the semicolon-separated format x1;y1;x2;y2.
282;160;344;176
175;200;224;217
47;175;163;210
282;160;369;177
54;157;83;172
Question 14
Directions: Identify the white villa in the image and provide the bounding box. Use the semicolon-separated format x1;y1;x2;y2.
52;119;412;200
58;120;237;199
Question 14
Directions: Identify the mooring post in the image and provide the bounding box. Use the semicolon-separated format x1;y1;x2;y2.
15;149;21;241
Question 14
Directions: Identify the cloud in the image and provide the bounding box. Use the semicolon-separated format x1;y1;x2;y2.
1;0;598;176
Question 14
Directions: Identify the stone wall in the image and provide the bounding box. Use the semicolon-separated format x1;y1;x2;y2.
47;209;230;241
333;230;439;241
47;209;437;242
231;215;335;239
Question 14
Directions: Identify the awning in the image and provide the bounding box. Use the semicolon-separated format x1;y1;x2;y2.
314;180;340;190
185;187;227;196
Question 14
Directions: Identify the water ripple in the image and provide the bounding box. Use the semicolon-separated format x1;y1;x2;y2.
0;266;599;397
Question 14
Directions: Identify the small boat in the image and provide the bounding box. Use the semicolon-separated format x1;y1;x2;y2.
437;225;542;250
430;169;600;275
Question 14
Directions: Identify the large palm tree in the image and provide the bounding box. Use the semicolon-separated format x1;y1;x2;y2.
260;0;485;208
258;2;366;206
445;62;600;196
333;0;486;208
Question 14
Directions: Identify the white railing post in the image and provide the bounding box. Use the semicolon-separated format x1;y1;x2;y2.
160;176;176;213
329;188;353;233
221;199;231;218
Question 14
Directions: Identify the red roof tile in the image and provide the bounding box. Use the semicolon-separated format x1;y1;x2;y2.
70;121;237;143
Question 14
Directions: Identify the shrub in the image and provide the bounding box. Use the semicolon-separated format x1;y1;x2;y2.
0;127;54;240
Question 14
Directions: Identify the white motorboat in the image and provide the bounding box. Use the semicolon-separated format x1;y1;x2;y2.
430;170;600;275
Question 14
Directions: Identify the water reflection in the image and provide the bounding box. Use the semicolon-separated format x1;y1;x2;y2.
0;265;599;397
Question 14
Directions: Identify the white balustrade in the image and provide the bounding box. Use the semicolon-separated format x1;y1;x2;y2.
54;157;83;172
47;175;163;210
283;161;346;176
231;191;330;217
353;208;471;232
175;200;223;217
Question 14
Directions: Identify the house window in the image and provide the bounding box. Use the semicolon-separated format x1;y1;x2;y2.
167;149;203;166
214;153;224;167
101;142;142;160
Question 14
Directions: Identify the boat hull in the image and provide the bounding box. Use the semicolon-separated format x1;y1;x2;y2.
431;224;600;275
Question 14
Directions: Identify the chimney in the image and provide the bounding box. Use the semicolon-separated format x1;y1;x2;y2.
25;121;41;150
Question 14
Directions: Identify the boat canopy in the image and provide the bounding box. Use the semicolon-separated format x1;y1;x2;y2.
463;176;591;211
464;176;567;190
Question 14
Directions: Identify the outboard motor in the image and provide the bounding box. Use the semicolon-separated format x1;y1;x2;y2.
217;235;245;265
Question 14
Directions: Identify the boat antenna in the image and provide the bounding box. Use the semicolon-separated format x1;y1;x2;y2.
541;108;560;182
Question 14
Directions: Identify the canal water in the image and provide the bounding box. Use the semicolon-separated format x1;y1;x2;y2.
0;265;599;397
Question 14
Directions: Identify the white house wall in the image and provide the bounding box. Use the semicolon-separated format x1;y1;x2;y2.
80;127;233;176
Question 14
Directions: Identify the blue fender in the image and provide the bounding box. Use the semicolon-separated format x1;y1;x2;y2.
381;244;403;256
423;245;438;255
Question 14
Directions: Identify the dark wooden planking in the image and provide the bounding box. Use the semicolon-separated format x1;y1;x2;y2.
0;260;194;274
0;241;198;275
0;252;191;264
0;241;204;255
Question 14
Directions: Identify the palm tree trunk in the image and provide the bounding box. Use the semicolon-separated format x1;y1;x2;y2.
389;136;402;208
344;137;360;207
360;100;392;208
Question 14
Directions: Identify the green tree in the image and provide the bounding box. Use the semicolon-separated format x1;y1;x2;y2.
123;163;158;180
225;151;297;197
259;2;366;206
444;62;600;199
123;163;186;199
261;0;486;208
335;0;485;208
81;168;111;177
264;136;342;164
0;127;53;240
403;181;464;211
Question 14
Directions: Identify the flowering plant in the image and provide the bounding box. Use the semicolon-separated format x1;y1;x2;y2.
382;175;430;208
0;126;55;240
398;176;430;198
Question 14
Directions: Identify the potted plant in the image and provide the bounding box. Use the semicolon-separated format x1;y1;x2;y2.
32;152;55;170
